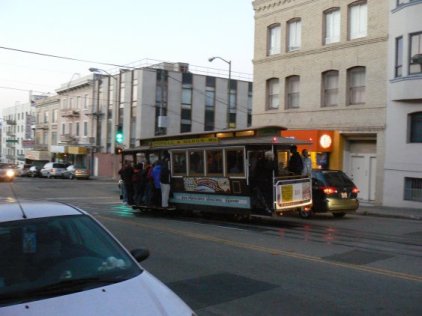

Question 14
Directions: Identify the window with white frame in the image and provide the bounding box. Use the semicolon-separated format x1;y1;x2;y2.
409;112;422;143
83;122;88;137
349;1;367;40
62;123;65;134
286;76;300;109
267;24;281;56
267;78;280;109
404;177;422;202
324;8;340;44
409;32;422;74
322;70;339;107
395;36;403;77
52;109;58;123
287;19;301;51
347;66;366;105
84;94;89;109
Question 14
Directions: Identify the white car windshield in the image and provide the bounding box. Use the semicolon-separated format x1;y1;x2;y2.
0;215;141;306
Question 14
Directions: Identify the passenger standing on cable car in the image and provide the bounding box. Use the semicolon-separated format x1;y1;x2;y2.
118;160;134;205
288;145;303;175
160;157;171;208
151;161;162;207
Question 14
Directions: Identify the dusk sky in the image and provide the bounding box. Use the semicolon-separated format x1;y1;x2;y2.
0;0;254;109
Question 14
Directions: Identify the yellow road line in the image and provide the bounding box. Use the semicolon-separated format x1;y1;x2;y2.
98;215;422;283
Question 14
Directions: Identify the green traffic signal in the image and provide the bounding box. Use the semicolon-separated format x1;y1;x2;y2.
116;128;124;144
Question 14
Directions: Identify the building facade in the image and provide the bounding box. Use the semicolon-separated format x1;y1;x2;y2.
252;0;389;205
383;0;422;208
93;62;252;178
1;102;34;165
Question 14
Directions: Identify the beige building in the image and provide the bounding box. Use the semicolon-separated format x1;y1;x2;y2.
252;0;389;204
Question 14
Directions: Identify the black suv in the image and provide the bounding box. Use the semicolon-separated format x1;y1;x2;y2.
300;169;359;218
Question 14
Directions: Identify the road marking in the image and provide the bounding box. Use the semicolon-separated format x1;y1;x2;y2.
97;214;422;283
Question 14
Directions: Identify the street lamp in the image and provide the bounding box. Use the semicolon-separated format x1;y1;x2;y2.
208;56;232;129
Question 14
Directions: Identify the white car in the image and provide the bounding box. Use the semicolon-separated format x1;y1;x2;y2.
0;200;195;316
0;164;16;182
40;162;67;178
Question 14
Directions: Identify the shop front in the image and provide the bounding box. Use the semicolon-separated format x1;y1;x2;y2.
282;130;335;170
68;146;89;168
25;150;51;167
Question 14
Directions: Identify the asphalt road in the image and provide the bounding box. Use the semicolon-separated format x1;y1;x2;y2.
2;177;422;315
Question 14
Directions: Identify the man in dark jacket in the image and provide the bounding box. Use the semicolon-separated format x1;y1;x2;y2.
288;145;303;175
118;160;134;205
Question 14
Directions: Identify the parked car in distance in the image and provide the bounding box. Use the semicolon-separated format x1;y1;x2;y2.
300;169;359;218
16;164;32;177
0;164;16;182
63;165;90;180
27;165;41;178
40;162;67;178
0;200;195;315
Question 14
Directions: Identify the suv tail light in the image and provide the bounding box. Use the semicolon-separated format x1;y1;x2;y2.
352;187;359;194
323;186;338;195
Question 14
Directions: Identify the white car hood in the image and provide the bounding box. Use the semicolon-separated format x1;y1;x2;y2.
1;271;193;316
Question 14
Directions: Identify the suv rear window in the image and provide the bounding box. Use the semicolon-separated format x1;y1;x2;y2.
52;163;66;168
317;171;354;186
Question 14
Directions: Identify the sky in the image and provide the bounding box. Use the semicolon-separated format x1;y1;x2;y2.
0;0;255;110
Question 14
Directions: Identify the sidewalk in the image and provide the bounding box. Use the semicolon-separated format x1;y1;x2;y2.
356;202;422;220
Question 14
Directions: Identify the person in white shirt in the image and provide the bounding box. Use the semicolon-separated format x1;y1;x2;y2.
301;149;312;176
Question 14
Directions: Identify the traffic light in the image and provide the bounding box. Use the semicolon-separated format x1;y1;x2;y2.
115;126;124;144
115;147;123;155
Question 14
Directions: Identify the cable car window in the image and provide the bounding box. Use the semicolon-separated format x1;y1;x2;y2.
189;150;204;176
226;148;245;177
172;151;187;175
206;150;223;176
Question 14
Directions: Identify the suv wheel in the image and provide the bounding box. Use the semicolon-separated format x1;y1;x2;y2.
332;212;346;218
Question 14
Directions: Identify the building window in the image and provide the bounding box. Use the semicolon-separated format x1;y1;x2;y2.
205;84;215;131
409;112;422;143
287;19;301;51
267;78;279;109
84;94;89;109
347;66;366;105
181;73;193;133
51;132;57;145
83;122;88;137
52;109;58;123
409;32;422;74
349;1;367;40
286;76;300;109
155;69;168;136
267;24;281;56
322;70;339;107
395;36;403;77
247;82;253;127
76;122;80;137
44;111;49;123
324;8;340;44
404;177;422;202
62;123;65;134
228;80;237;128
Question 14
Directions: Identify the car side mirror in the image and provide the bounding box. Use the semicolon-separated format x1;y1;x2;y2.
130;248;150;262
